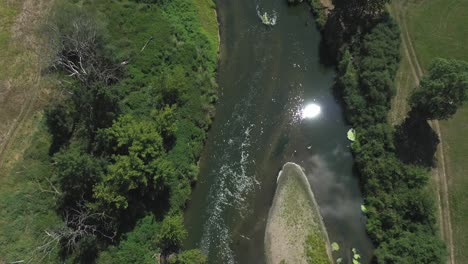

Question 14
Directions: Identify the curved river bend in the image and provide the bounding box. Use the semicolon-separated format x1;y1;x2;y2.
184;0;374;263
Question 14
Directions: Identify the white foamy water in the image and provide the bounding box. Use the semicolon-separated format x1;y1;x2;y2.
256;4;278;26
200;124;259;263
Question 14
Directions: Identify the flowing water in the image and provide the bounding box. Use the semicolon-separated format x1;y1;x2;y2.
184;0;374;263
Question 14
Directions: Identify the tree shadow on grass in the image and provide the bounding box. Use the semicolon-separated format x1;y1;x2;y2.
394;113;439;168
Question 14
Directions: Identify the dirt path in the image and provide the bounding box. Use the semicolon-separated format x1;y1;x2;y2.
0;0;52;169
391;2;455;263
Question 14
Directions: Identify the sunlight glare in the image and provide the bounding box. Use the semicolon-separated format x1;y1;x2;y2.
302;103;321;119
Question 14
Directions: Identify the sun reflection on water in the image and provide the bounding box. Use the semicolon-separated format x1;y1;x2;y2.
301;103;321;119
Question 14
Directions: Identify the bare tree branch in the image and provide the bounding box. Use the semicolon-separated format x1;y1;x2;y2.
34;200;115;261
45;12;121;86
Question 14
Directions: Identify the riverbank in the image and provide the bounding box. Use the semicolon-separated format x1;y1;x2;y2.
307;0;333;29
390;1;468;262
331;5;447;262
1;0;221;262
265;162;331;264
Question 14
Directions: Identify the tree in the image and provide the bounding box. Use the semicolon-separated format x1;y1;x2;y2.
96;215;161;264
170;249;207;264
93;107;176;213
374;231;446;264
45;101;75;152
157;214;187;255
410;58;468;120
45;3;121;85
38;201;114;260
53;147;105;210
334;0;390;21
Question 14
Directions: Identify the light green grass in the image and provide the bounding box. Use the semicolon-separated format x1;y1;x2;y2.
406;0;468;69
440;108;468;263
0;0;16;49
194;0;219;54
387;1;419;125
0;1;61;262
0;115;61;264
394;0;468;262
0;0;18;77
387;34;418;124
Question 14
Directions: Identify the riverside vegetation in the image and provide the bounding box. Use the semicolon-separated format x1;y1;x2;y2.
303;0;468;262
398;0;468;261
0;0;218;263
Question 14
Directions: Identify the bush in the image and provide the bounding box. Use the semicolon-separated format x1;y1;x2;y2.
334;14;446;263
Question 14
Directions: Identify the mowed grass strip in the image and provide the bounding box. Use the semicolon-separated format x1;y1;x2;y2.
440;107;468;262
193;0;219;54
398;0;468;262
406;0;468;68
388;41;418;125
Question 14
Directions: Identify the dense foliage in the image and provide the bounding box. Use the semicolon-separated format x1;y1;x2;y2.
410;58;468;120
334;12;447;263
41;0;217;262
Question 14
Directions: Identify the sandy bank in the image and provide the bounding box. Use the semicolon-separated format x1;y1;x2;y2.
265;162;332;264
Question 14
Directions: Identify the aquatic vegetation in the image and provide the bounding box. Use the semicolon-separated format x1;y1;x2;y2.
360;204;367;213
352;248;361;264
331;242;340;251
347;128;356;141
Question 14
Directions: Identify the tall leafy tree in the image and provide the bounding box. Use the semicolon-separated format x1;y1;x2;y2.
157;214;187;255
374;231;446;263
93;107;176;212
410;58;468;120
53;147;105;209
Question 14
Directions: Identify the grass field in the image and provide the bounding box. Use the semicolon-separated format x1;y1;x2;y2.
0;117;61;263
388;41;418;125
0;0;61;263
391;0;468;262
194;0;219;54
406;0;468;68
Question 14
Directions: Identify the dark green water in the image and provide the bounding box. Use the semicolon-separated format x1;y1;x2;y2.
184;0;374;263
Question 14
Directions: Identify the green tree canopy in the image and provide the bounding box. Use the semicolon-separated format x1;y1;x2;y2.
93;107;176;212
410;58;468;120
170;249;207;264
157;214;187;255
53;146;105;209
374;231;446;264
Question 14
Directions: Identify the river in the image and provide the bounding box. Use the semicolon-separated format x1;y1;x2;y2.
184;0;374;263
